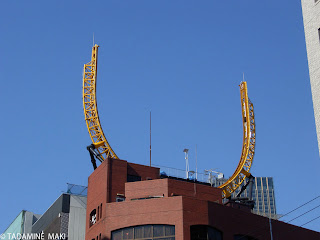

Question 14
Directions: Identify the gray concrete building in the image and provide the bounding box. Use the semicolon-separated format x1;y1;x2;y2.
32;193;87;240
301;0;320;155
1;184;87;240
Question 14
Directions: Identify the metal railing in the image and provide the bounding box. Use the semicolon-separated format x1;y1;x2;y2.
152;164;224;187
66;183;88;196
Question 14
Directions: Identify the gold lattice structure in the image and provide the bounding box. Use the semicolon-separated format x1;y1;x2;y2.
218;81;256;198
82;45;255;199
83;44;118;161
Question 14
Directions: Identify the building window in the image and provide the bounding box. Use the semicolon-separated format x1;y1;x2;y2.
89;209;97;227
100;203;102;218
127;174;142;182
190;225;222;240
116;197;125;202
111;224;175;240
234;235;258;240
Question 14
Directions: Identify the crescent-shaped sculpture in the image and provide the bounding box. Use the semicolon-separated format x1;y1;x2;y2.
218;81;256;198
83;44;119;161
82;45;256;199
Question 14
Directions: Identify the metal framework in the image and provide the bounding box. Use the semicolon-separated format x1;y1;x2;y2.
83;44;119;161
82;45;255;199
218;81;256;198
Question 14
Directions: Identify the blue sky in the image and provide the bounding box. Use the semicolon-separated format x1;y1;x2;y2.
1;0;320;234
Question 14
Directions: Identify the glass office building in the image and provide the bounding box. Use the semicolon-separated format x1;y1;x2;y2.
252;177;277;218
154;166;278;219
215;177;277;219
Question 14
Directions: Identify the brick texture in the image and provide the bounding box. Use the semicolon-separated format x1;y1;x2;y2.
86;158;320;240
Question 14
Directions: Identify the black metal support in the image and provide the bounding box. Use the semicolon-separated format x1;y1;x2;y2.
226;175;255;210
86;144;103;170
87;144;97;170
247;175;254;201
236;174;254;199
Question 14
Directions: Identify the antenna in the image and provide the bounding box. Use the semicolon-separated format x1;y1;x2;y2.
93;33;95;47
183;149;189;179
150;111;151;167
195;145;198;180
243;72;245;82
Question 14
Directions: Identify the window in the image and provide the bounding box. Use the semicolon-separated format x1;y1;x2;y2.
123;228;133;239
267;178;273;187
127;175;141;182
94;234;102;240
256;178;261;187
111;224;175;240
100;203;102;219
190;225;222;240
116;197;125;202
234;235;258;240
89;209;97;227
262;178;267;187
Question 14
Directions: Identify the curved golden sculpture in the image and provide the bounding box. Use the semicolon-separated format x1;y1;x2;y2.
218;81;256;198
82;45;255;199
83;44;119;161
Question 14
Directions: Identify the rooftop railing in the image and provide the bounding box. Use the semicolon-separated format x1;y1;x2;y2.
66;183;88;196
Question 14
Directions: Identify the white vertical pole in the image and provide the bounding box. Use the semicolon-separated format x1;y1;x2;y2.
184;149;189;179
195;144;198;180
150;111;151;167
186;152;189;179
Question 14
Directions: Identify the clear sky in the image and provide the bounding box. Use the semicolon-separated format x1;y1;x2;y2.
1;0;320;234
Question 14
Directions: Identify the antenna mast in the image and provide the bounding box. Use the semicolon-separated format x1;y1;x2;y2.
150;111;152;167
183;149;189;179
195;145;198;180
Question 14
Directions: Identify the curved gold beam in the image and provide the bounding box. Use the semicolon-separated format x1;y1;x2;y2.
83;44;119;161
218;82;256;198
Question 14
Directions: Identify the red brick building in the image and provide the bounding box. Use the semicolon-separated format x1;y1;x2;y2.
85;158;320;240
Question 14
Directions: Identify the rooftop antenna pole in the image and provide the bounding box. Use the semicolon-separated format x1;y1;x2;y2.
93;33;95;46
195;144;198;180
150;111;152;167
183;149;189;179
